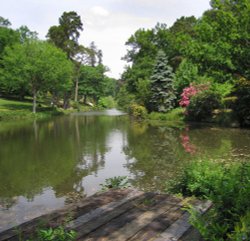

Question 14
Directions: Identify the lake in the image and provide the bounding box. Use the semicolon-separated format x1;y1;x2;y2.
0;109;250;231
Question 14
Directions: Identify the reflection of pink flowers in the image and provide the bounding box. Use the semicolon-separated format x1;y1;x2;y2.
180;132;197;154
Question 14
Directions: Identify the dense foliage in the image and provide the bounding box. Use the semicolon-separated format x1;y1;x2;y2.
170;159;250;240
1;41;73;113
186;90;221;121
233;78;250;127
0;14;116;114
119;0;250;126
128;103;148;120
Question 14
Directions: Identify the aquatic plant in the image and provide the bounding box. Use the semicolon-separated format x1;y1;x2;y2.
100;176;130;190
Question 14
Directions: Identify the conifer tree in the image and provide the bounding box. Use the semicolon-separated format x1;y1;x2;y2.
149;50;176;112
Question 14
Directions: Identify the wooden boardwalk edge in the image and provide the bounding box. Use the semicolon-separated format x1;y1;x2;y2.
154;200;212;241
0;189;212;241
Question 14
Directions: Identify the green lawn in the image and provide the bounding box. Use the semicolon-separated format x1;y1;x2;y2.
0;98;63;121
0;98;33;111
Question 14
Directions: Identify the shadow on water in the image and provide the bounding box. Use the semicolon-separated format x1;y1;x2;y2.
0;110;250;231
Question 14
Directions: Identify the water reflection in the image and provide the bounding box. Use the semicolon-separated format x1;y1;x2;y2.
0;112;250;231
124;122;186;192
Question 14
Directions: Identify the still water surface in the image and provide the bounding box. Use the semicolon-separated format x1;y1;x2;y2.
0;109;250;231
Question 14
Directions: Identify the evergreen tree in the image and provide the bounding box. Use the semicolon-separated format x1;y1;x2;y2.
149;50;176;112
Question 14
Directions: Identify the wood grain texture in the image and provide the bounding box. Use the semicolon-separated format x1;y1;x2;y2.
0;189;212;241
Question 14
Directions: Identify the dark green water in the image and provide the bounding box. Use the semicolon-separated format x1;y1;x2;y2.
0;109;250;231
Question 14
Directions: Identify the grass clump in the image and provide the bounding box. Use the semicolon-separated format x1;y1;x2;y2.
169;159;250;240
148;108;185;128
148;107;185;122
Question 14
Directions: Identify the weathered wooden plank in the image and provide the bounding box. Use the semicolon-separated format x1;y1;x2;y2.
0;189;135;241
0;189;212;241
82;194;182;241
155;212;191;241
154;200;212;241
67;189;143;230
76;192;157;240
106;200;181;241
128;206;185;241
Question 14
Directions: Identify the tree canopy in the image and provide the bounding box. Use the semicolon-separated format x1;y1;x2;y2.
1;40;73;112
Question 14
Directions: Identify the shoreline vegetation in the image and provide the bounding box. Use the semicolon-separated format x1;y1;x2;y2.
0;97;110;122
0;98;70;121
0;97;242;130
168;158;250;240
127;104;241;129
0;1;249;239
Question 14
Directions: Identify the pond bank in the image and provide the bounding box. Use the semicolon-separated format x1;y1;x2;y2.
0;98;69;121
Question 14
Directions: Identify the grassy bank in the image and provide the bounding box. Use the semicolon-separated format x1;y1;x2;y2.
148;107;185;128
147;107;239;128
0;98;69;121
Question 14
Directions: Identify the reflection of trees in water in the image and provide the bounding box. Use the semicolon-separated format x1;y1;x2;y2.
0;197;18;210
183;126;250;160
124;122;186;192
124;123;250;193
0;115;127;207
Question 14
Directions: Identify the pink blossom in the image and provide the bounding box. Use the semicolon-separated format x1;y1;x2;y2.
179;84;208;108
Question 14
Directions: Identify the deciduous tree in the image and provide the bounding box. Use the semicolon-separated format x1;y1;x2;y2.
1;40;73;113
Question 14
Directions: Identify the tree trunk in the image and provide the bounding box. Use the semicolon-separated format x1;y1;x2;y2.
74;77;79;102
32;88;37;113
51;91;58;107
63;92;70;109
74;62;81;103
83;94;87;104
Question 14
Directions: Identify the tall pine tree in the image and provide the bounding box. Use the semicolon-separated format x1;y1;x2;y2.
149;50;176;112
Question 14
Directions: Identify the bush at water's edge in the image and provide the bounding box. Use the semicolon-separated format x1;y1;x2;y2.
167;159;250;240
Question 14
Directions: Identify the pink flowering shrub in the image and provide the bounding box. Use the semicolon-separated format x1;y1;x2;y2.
179;85;197;107
179;84;208;108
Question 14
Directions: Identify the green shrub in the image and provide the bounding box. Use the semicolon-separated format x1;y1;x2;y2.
116;85;136;110
211;82;234;98
174;59;200;96
228;211;250;241
169;159;250;240
186;90;221;121
98;96;116;109
222;96;237;109
128;103;148;120
232;78;250;127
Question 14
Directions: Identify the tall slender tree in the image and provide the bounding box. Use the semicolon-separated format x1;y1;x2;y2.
47;11;83;60
149;50;176;112
47;11;83;108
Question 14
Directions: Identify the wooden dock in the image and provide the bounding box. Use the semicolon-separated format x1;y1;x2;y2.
0;189;211;241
